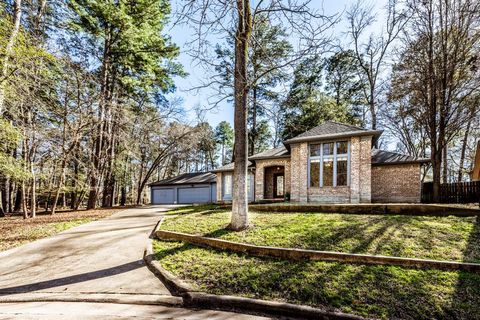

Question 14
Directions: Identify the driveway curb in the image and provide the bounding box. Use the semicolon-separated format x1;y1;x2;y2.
145;219;369;320
0;292;182;307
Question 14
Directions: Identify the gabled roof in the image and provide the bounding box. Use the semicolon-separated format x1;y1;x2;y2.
284;121;383;144
371;149;430;165
249;146;290;160
149;172;216;186
211;161;254;172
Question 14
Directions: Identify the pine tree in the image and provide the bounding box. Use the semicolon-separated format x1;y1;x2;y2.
68;0;183;209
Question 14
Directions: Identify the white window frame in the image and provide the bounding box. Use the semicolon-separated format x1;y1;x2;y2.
308;140;351;188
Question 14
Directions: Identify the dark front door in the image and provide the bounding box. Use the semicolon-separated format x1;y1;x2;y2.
273;173;284;198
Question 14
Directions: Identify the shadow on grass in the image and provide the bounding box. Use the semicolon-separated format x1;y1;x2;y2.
449;216;480;320
155;238;480;320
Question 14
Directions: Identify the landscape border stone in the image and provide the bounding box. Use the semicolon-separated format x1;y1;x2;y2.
249;203;480;217
144;218;369;320
154;229;480;273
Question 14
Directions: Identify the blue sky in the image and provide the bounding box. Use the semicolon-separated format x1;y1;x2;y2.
167;0;386;128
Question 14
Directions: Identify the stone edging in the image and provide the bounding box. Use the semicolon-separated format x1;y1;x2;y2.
154;229;480;273
144;219;367;320
249;203;480;217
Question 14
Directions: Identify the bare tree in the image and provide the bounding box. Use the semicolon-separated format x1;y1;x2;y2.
0;0;22;115
177;0;334;230
389;0;480;200
346;0;409;135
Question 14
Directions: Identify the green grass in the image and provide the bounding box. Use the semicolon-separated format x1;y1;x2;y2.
163;204;229;216
161;208;480;263
154;240;480;320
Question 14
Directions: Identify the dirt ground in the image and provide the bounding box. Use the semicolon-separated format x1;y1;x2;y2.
0;207;129;252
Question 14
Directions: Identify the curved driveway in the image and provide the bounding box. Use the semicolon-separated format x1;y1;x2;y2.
0;206;268;319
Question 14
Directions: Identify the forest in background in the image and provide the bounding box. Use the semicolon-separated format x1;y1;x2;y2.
0;0;479;217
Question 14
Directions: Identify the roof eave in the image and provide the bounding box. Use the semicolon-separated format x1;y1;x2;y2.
284;130;383;144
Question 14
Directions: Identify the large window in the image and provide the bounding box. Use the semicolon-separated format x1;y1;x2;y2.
309;140;350;187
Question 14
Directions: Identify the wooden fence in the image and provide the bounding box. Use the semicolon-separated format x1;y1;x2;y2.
421;181;480;203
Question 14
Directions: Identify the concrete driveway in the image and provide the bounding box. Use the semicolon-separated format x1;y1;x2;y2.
0;206;269;319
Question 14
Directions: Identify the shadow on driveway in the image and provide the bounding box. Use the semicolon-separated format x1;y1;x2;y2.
0;260;145;295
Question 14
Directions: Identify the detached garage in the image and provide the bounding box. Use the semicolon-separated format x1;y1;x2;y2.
149;172;217;205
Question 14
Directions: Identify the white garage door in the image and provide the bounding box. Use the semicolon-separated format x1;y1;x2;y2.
152;188;175;204
178;187;210;204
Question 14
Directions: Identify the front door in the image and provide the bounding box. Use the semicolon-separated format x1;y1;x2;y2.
273;173;284;198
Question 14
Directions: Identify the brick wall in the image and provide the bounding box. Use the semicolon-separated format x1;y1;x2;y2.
291;136;372;203
215;172;223;202
290;143;308;202
349;136;372;203
254;158;291;201
308;186;351;202
371;164;421;203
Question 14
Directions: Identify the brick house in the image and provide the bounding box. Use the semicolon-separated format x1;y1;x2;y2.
213;121;429;203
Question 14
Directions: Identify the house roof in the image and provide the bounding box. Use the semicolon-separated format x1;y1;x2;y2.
249;146;290;160
211;161;254;172
284;121;383;144
149;172;216;186
371;149;430;165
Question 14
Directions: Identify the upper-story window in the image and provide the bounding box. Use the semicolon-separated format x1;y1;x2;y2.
309;140;350;187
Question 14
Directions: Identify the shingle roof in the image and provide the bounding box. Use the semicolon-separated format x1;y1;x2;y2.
249;146;290;160
284;121;382;144
211;161;254;172
149;172;216;186
371;149;430;165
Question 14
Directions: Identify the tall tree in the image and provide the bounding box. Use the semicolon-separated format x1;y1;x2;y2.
389;0;480;200
178;0;332;230
68;0;183;209
0;0;22;115
346;0;408;133
324;49;365;123
281;55;356;140
214;121;234;166
215;15;292;156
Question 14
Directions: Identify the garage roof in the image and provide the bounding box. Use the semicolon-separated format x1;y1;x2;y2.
149;172;216;186
371;149;430;165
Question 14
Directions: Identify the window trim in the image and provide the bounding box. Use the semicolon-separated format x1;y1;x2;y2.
308;140;351;188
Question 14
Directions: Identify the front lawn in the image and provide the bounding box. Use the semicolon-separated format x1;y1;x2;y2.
160;208;480;263
153;240;480;320
155;207;480;319
0;208;125;252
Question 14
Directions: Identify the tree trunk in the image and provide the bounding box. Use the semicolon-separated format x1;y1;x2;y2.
51;160;66;215
0;180;5;217
442;143;448;183
457;115;472;182
0;0;22;115
229;0;252;231
249;86;257;156
87;27;112;210
30;166;36;218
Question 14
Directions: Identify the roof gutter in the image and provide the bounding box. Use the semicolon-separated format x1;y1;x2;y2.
249;155;291;161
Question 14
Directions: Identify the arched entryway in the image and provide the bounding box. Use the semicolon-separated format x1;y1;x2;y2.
264;166;285;199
